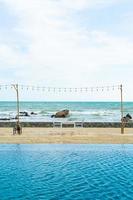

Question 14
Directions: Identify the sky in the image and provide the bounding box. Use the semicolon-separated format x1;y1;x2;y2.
0;0;133;101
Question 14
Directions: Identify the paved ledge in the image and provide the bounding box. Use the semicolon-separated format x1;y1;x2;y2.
0;122;133;128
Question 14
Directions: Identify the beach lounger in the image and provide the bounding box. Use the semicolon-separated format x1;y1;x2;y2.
62;122;75;128
75;122;83;128
53;122;62;128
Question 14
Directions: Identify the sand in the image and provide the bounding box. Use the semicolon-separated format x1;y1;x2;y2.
0;127;133;144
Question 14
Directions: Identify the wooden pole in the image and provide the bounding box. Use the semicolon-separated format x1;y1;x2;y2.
12;84;20;124
120;84;124;134
16;84;20;124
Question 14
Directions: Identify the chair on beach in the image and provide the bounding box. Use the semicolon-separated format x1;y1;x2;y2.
62;122;75;128
75;122;83;128
53;122;62;128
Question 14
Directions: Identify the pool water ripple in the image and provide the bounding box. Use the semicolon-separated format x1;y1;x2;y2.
0;144;133;200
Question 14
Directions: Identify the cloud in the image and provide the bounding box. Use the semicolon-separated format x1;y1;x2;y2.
0;0;133;90
60;0;123;10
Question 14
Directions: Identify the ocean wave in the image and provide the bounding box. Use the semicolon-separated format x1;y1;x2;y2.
0;109;119;117
39;110;55;115
0;108;123;122
71;110;118;116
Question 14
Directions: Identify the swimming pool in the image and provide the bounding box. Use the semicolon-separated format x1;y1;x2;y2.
0;144;133;200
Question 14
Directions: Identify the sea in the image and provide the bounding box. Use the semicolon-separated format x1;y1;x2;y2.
0;101;133;122
0;144;133;200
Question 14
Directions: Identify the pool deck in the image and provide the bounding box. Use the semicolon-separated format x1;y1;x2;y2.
0;128;133;144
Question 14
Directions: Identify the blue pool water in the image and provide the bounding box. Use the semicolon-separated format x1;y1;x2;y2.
0;144;133;200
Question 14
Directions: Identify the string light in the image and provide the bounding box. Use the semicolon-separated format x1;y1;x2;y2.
0;84;121;93
42;87;44;92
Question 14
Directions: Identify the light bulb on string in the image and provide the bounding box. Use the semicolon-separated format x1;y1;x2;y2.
85;88;88;92
58;88;61;92
75;88;77;92
37;87;40;91
42;87;45;92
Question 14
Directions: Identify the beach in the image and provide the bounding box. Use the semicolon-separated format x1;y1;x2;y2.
0;101;133;144
0;127;133;144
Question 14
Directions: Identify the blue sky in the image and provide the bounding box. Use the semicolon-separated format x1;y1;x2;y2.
0;0;133;101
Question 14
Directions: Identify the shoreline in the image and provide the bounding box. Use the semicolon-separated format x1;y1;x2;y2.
0;127;133;144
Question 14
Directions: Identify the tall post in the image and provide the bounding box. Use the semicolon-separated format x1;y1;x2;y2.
120;84;124;134
12;84;20;125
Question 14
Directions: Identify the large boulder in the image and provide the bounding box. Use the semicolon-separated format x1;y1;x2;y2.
122;113;132;123
51;110;69;118
31;112;37;115
19;111;29;117
0;118;11;121
15;111;29;119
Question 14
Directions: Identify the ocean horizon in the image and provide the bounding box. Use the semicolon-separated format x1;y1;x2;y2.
0;101;132;122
